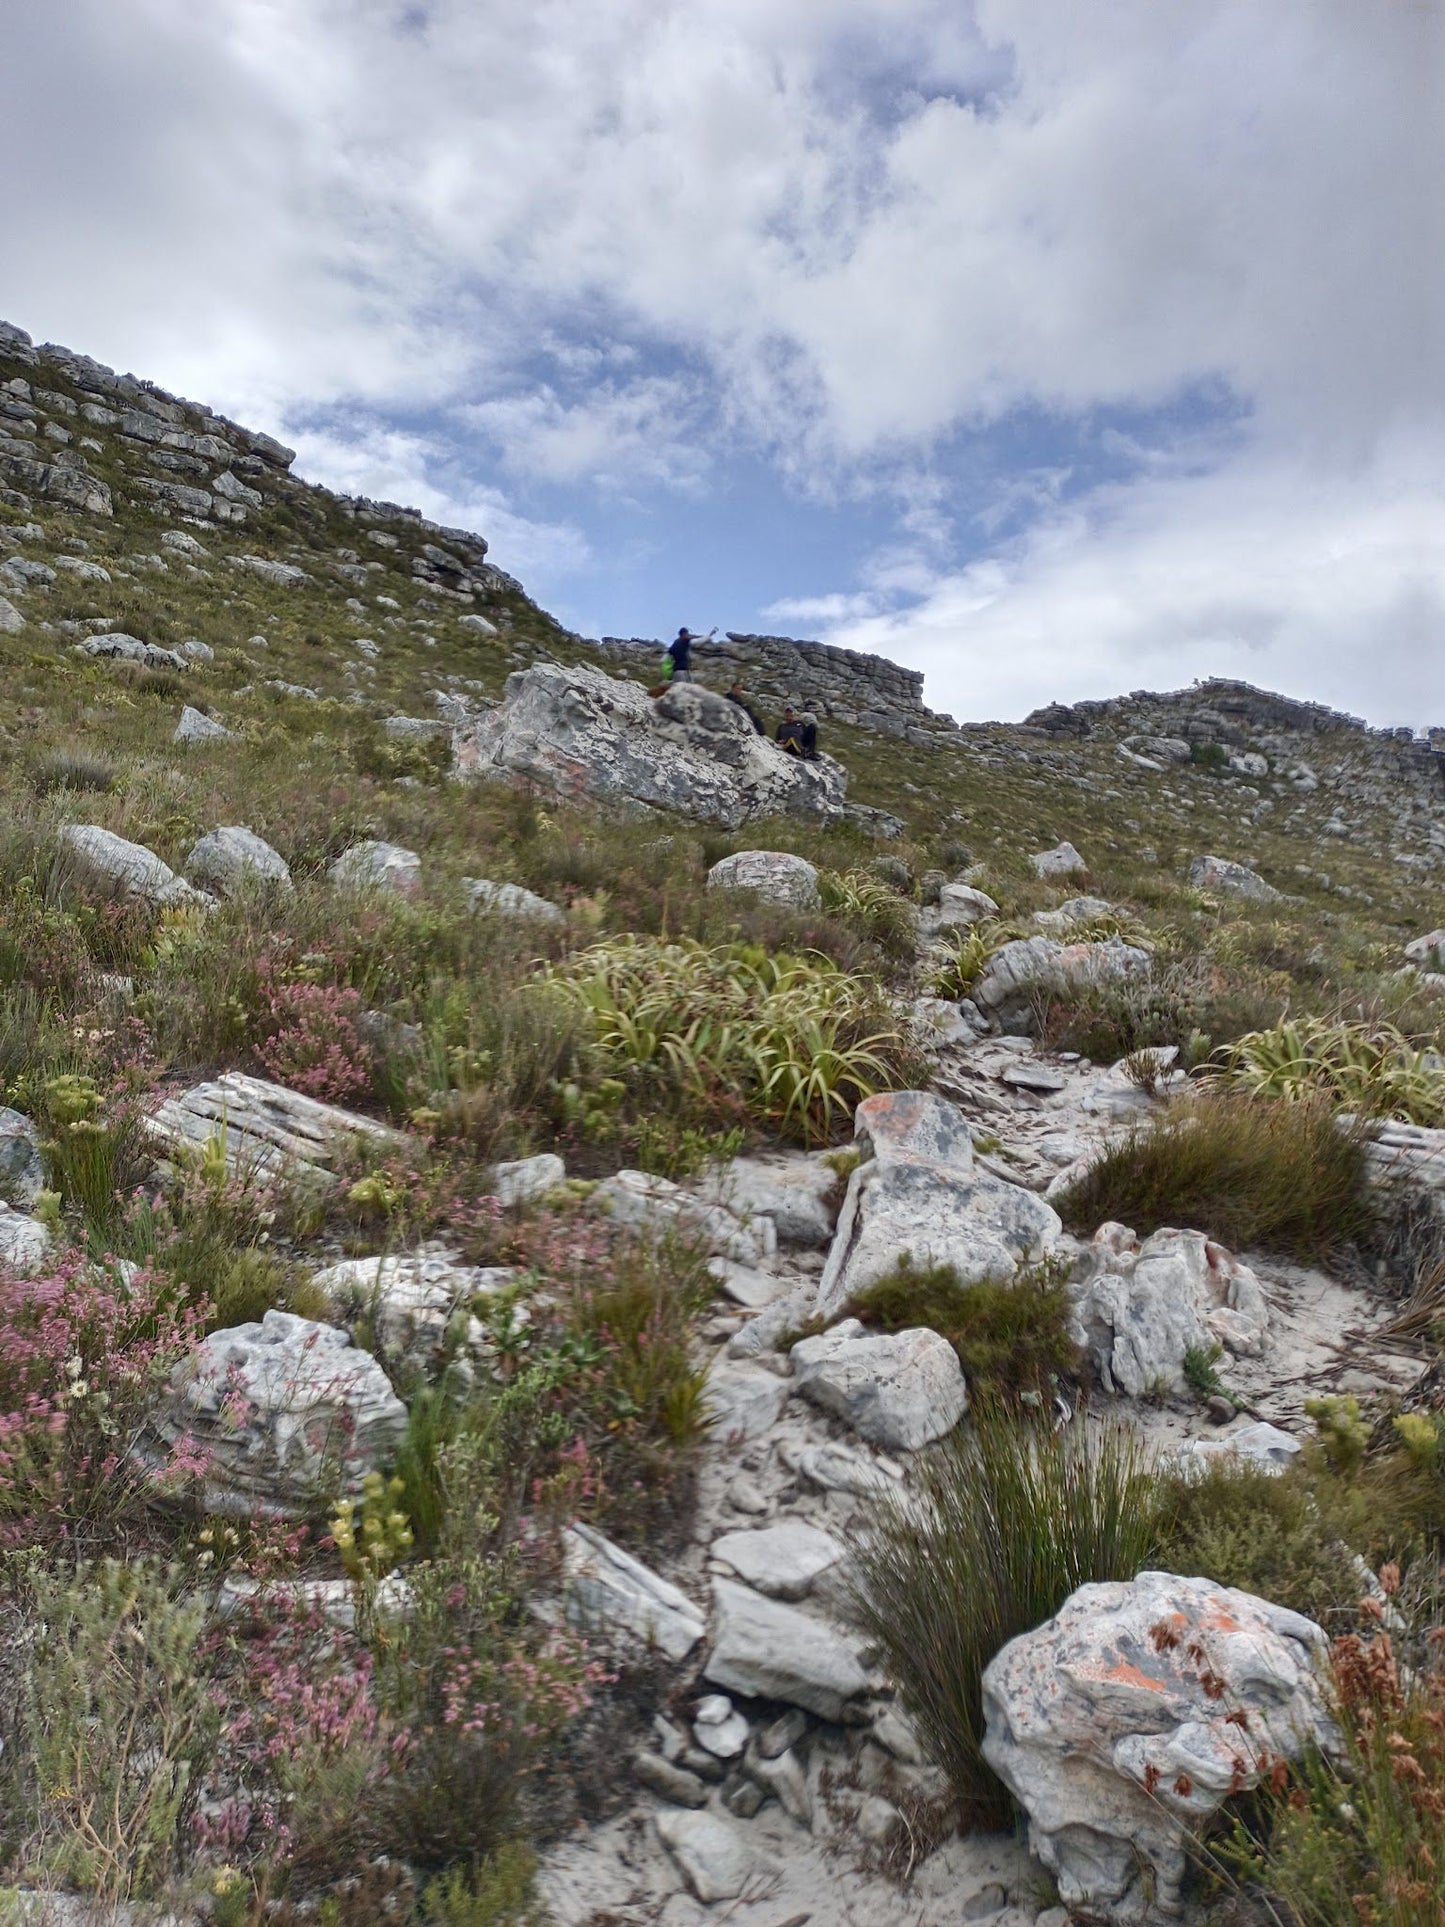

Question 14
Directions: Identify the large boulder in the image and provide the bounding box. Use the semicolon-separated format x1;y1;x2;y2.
981;1571;1334;1923
185;826;292;898
972;935;1150;1029
452;660;846;827
704;1578;871;1719
1188;854;1281;901
935;882;999;927
145;1072;404;1188
1069;1224;1269;1397
59;825;210;910
1031;841;1088;878
144;1311;408;1517
790;1318;967;1451
816;1091;1060;1320
706;849;820;910
328;840;421;895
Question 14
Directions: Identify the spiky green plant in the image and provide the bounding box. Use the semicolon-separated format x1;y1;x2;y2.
1219;1016;1445;1126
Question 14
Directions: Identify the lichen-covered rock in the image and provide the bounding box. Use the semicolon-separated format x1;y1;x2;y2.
981;1571;1334;1923
73;631;186;670
1188;854;1281;901
595;1168;775;1266
1069;1224;1270;1396
0;1106;44;1209
145;1311;408;1516
790;1318;967;1451
463;877;563;922
453;661;846;827
972;935;1150;1028
705;849;820;910
59;825;210;909
185;826;291;897
816;1091;1060;1319
328;840;421;894
145;1072;404;1187
491;1152;566;1205
1031;841;1088;878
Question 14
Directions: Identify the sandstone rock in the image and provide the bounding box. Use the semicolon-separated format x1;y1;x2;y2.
745;1742;812;1824
972;936;1150;1028
491;1152;565;1205
791;1319;967;1451
911;996;980;1049
709;1520;845;1600
329;840;422;894
935;882;1000;927
705;1578;871;1719
0;594;23;633
633;1750;709;1807
0;1107;45;1208
705;849;820;910
1070;1224;1270;1396
233;554;307;587
462;876;563;922
692;1694;749;1760
53;556;111;582
1183;1420;1301;1473
562;1522;705;1662
145;1072;403;1187
0;555;54;587
595;1168;775;1266
174;705;234;745
212;469;263;508
1031;841;1088;878
1033;895;1114;932
59;825;209;909
0;1202;50;1271
185;826;291;897
707;1255;787;1310
309;1249;513;1371
981;1571;1334;1923
1405;929;1445;971
698;1152;840;1247
453;660;846;828
161;530;208;556
1188;854;1281;901
146;1311;408;1517
74;631;187;671
655;1809;771;1903
703;1361;791;1443
816;1091;1060;1320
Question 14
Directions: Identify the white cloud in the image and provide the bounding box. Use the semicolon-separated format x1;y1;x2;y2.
826;436;1445;727
463;376;712;491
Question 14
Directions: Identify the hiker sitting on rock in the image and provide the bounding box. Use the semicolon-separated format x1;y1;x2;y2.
660;625;714;687
725;678;765;734
776;705;804;755
797;710;819;759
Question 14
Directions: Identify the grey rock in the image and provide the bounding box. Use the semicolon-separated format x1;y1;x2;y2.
1183;1420;1302;1473
655;1808;772;1904
703;1362;790;1443
816;1091;1061;1320
705;1578;871;1719
180;638;214;660
699;1152;840;1248
491;1152;566;1206
999;1061;1067;1093
1070;1224;1269;1396
0;1107;45;1208
562;1521;705;1662
53;555;110;581
791;1319;967;1451
707;1256;788;1309
381;714;445;738
973;935;1151;1027
145;1311;407;1517
185;827;291;898
233;554;307;587
0;555;55;586
329;840;422;895
144;1072;404;1187
692;1695;749;1760
936;881;1000;926
0;1202;50;1271
463;876;563;923
453;661;846;828
595;1168;774;1266
633;1750;709;1807
745;1743;813;1824
722;1774;765;1818
174;705;235;745
706;849;820;910
1188;853;1281;901
0;594;23;633
160;530;208;556
981;1571;1335;1923
74;632;187;671
756;1708;809;1759
855;1793;901;1845
59;825;209;909
1030;841;1088;878
212;469;263;509
1032;894;1114;932
709;1520;845;1600
309;1249;511;1372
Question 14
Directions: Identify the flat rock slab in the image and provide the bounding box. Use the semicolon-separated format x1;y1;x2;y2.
59;824;209;909
145;1072;405;1187
656;1808;774;1903
595;1168;774;1266
562;1522;705;1663
999;1062;1067;1094
710;1521;845;1600
703;1362;791;1443
791;1319;968;1452
704;1577;871;1719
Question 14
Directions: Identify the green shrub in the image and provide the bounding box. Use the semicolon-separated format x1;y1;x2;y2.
818;867;917;962
848;1409;1158;1824
1220;1015;1445;1126
1059;1090;1373;1259
29;748;116;795
416;1847;544;1926
852;1255;1080;1405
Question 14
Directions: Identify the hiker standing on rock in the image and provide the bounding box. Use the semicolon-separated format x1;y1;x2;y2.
662;625;714;686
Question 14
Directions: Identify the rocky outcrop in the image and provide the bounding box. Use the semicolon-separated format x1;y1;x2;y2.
816;1091;1061;1319
144;1311;408;1517
453;662;846;827
1069;1224;1270;1396
59;825;210;910
982;1571;1335;1923
145;1072;404;1187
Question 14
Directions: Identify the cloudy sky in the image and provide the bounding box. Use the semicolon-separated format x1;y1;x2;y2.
4;0;1441;723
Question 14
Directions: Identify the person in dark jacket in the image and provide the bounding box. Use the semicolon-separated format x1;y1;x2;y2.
776;705;804;754
797;711;819;759
663;625;715;684
725;679;765;734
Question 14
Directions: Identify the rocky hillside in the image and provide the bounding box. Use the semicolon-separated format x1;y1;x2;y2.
3;316;1445;1927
